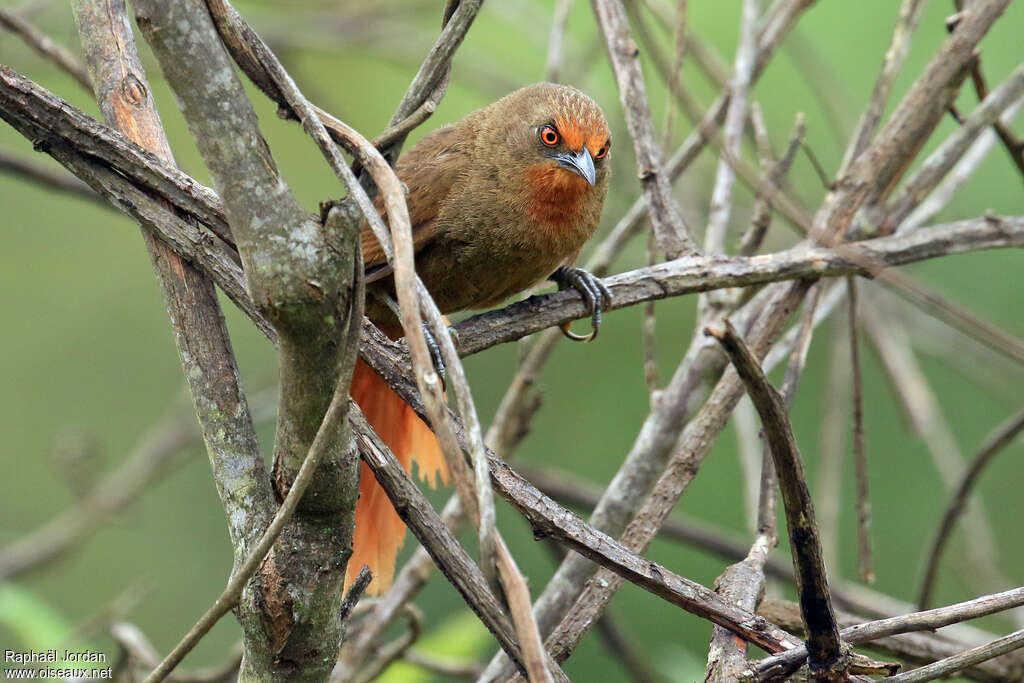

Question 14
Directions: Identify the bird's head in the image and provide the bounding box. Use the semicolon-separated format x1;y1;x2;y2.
476;83;611;228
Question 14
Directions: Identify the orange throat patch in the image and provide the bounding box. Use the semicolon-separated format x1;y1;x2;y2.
524;163;591;230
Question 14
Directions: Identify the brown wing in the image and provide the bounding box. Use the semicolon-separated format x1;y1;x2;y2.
362;121;475;282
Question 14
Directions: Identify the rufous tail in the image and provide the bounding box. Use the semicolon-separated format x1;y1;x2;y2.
347;359;448;595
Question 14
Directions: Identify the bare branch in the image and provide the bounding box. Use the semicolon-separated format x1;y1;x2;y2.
838;0;926;173
755;586;1024;679
759;599;1022;683
488;456;802;655
0;8;92;91
707;320;843;680
350;408;569;682
918;407;1024;609
0;390;268;580
703;0;760;257
590;0;696;257
881;65;1024;235
846;277;873;583
885;629;1024;683
0;147;105;205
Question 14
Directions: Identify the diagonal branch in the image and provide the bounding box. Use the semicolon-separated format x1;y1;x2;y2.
917;407;1024;610
706;320;843;680
590;0;696;257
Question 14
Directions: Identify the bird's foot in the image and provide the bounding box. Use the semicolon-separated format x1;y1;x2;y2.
552;266;613;342
422;324;447;384
374;291;447;382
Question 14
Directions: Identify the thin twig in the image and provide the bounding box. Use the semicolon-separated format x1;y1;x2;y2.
0;147;105;205
885;629;1024;683
590;0;696;257
0;9;92;91
880;64;1024;234
917;407;1024;609
846;277;873;583
759;599;1021;683
755;582;1024;678
544;0;574;82
0;389;274;581
838;0;926;173
738;112;804;257
703;0;760;257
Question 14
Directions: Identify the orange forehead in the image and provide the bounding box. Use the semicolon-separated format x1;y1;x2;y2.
554;113;609;156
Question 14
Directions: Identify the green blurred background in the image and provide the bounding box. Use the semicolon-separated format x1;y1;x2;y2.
1;1;1022;680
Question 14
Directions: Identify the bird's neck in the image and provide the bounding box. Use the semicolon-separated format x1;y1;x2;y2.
523;164;592;234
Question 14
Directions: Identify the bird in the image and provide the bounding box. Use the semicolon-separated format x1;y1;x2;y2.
349;82;612;594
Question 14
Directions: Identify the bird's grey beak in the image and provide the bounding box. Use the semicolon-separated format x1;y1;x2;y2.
551;148;596;186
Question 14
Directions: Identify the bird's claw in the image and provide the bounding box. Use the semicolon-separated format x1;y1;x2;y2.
552;266;612;343
423;325;447;385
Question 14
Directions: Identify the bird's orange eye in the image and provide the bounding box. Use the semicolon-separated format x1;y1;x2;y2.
540;125;560;146
595;144;609;160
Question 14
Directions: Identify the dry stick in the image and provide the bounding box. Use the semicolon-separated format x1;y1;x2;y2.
861;301;1013;602
661;0;687;147
594;614;661;683
846;277;873;583
759;599;1021;683
521;461;1019;666
917;407;1024;610
347;602;424;683
758;587;1024;681
0;8;92;91
707;321;843;680
881;64;1024;235
486;457;803;655
350;409;569;683
738;111;805;257
838;0;926;174
702;0;759;258
451;214;1024;355
382;0;482;161
0;147;106;205
884;629;1024;683
816;318;849;575
523;280;813;678
142;267;363;683
953;0;1024;177
880;266;1024;367
704;282;822;682
544;0;574;82
400;651;482;681
808;0;1009;247
903;98;1023;233
734;398;766;533
590;0;696;257
755;579;1024;679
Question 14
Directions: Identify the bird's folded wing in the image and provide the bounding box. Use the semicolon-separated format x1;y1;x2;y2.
361;122;474;282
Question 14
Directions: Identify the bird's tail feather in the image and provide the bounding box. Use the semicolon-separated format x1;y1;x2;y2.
347;359;448;594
